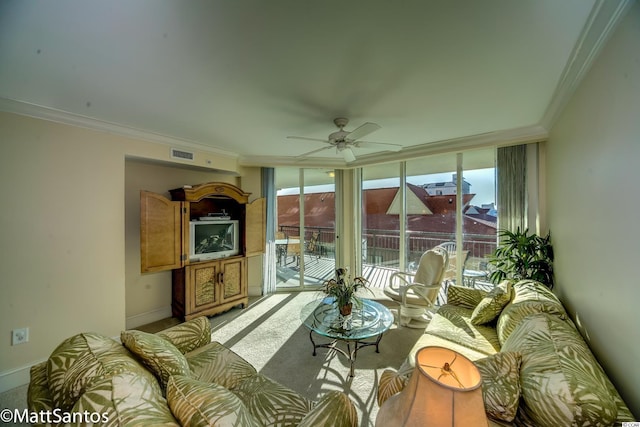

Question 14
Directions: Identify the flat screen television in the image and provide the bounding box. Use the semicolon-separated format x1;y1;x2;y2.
189;220;240;261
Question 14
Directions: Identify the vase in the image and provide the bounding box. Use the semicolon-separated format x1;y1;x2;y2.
339;303;353;316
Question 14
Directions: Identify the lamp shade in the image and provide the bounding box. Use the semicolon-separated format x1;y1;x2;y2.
376;346;488;427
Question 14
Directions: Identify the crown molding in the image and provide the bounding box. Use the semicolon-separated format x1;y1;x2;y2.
0;97;238;159
540;0;634;129
239;124;548;169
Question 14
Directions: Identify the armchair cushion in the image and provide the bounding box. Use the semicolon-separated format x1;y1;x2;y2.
121;330;192;390
166;375;260;427
470;281;512;325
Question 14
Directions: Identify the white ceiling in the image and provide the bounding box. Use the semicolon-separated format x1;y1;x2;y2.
0;0;630;168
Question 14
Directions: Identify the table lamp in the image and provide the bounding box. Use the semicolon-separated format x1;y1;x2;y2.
376;346;488;427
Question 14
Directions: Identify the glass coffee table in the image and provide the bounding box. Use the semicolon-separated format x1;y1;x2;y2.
300;297;394;378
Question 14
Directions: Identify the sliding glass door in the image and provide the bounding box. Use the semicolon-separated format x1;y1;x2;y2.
275;168;336;289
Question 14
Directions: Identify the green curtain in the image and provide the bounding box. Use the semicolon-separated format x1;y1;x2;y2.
497;145;527;236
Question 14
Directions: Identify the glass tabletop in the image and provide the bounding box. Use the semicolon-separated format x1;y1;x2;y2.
300;297;394;340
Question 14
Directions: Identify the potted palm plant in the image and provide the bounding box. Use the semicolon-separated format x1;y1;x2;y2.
489;228;555;289
322;268;370;316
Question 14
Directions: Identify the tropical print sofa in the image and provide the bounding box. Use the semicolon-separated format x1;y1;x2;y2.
28;316;358;426
378;280;635;426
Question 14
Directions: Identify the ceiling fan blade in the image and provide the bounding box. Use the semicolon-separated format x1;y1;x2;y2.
287;136;329;143
346;122;381;141
295;145;334;158
355;141;403;152
339;147;357;163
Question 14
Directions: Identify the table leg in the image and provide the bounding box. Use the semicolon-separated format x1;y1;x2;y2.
307;330;387;378
309;330;317;356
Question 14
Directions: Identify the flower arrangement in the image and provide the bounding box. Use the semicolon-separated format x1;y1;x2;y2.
322;267;370;315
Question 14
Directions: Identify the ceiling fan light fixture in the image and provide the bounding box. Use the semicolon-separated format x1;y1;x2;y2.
339;146;356;163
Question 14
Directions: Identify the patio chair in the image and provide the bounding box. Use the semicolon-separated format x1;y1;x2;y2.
286;235;301;266
275;231;287;264
384;249;447;328
304;232;320;264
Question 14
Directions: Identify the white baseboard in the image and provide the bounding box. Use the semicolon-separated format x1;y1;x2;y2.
126;306;172;329
0;362;43;393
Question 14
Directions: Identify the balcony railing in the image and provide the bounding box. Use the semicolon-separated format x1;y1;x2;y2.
277;225;496;270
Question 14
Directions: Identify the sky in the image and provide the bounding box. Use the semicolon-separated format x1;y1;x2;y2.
278;168;496;207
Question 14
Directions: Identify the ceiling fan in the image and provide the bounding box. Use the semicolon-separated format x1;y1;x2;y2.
287;118;402;163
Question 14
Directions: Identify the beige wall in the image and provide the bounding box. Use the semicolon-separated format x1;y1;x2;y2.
0;111;260;392
547;3;639;416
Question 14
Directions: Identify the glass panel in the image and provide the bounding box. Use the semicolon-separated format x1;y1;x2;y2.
275;168;335;289
361;163;401;287
461;149;498;290
275;167;301;289
302;168;335;287
405;154;458;287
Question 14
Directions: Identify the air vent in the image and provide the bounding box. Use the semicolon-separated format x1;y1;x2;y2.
170;148;194;161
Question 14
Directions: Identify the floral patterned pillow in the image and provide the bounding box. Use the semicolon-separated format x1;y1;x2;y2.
470;281;512;325
166;375;260;427
121;330;192;390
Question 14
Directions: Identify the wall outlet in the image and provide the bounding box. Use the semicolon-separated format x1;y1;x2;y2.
12;327;29;345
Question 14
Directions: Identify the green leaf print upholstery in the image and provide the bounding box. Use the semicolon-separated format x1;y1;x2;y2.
27;362;54;415
470;280;513;325
158;316;212;354
46;333;145;411
474;351;522;422
298;391;359;427
166;375;261;427
72;370;179;426
29;316;359;427
121;330;192;390
231;373;315;427
186;341;257;390
425;304;501;356
502;313;621;426
377;280;634;424
446;285;488;309
496;280;568;345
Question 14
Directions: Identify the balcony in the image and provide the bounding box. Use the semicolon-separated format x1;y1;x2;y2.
276;226;497;296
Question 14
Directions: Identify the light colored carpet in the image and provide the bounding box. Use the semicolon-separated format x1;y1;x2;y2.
205;291;425;426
